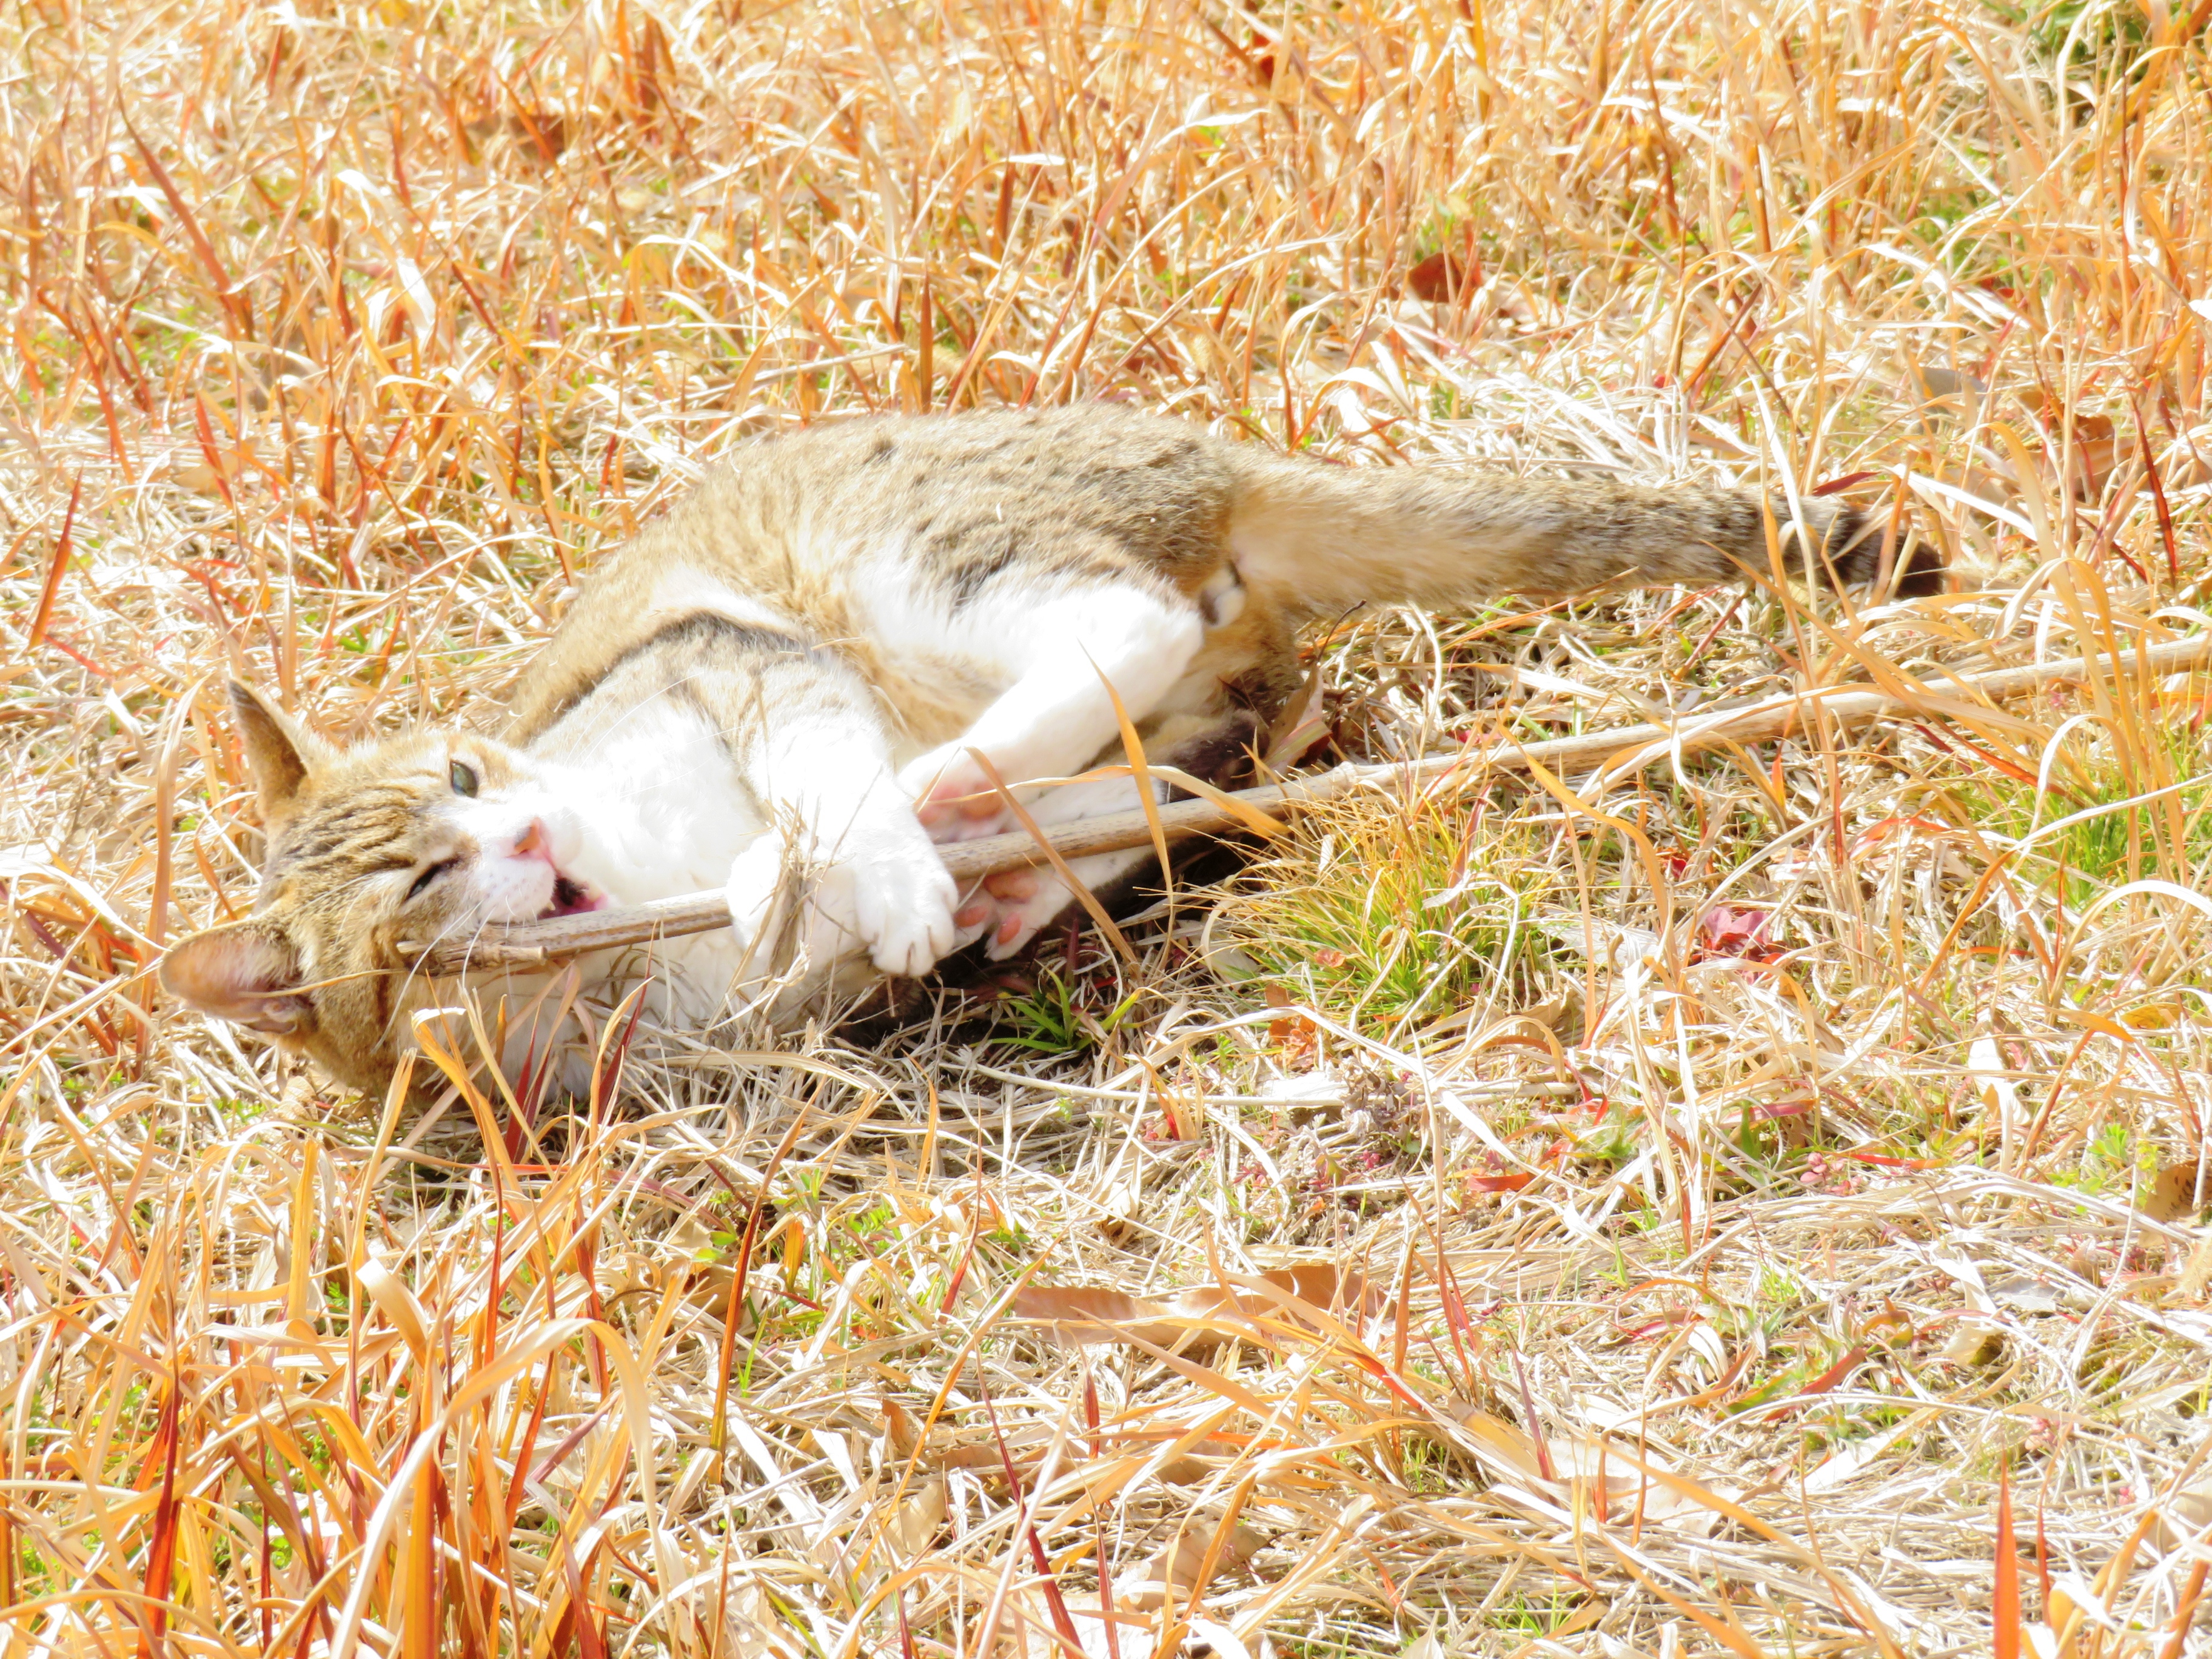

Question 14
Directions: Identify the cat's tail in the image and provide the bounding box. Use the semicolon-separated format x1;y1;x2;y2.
1219;451;1943;621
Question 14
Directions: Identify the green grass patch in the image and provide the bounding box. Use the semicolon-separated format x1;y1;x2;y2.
1219;792;1567;1039
1929;715;2212;900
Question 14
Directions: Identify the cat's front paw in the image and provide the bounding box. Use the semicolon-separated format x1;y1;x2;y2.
727;831;959;979
830;840;960;976
899;745;1014;842
724;839;800;965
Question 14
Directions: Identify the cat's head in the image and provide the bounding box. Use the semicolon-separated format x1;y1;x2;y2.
159;683;604;1090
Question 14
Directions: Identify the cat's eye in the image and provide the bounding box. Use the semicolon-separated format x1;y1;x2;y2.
449;760;478;797
407;859;458;900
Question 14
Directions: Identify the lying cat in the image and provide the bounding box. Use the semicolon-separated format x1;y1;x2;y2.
159;403;1938;1090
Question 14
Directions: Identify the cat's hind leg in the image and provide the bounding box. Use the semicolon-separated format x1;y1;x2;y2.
955;709;1261;959
897;580;1211;838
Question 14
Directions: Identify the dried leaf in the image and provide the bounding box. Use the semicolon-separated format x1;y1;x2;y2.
1262;666;1330;772
1405;250;1472;303
2120;1000;2183;1031
356;1256;431;1362
1096;1161;1145;1244
1009;1266;1388;1354
2180;1235;2212;1301
392;255;435;338
711;1576;794;1659
1694;903;1784;963
887;1476;944;1557
1463;1172;1535;1195
1113;1514;1264;1610
882;1396;920;1460
2143;1162;2208;1223
774;1215;808;1278
2153;1482;2212;1553
1007;1284;1153;1332
1939;1325;2006;1367
1262;984;1319;1051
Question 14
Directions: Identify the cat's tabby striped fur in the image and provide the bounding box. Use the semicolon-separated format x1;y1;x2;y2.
161;404;1939;1090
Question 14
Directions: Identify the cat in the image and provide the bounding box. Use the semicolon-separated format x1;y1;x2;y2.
158;403;1940;1090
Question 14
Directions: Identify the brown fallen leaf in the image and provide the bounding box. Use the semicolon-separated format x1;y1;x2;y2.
882;1395;920;1459
2153;1481;2212;1552
2119;1000;2182;1031
1113;1513;1265;1610
355;1257;431;1362
1010;1265;1388;1354
1939;1324;2006;1367
1405;250;1473;304
935;1432;1056;1472
2144;1162;2210;1223
885;1475;944;1558
2015;387;2123;498
1464;1172;1535;1195
2179;1234;2212;1301
1262;985;1319;1054
1006;1284;1160;1337
1441;1403;1719;1530
1236;1263;1390;1321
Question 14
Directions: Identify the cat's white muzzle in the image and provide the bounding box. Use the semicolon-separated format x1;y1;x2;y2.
462;801;608;923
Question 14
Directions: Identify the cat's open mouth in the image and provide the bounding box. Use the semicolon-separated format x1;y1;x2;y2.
539;871;607;920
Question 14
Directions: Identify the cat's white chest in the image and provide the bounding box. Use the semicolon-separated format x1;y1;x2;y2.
534;700;780;1020
540;701;764;903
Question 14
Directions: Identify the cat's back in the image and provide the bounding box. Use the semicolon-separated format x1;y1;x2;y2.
672;403;1238;594
506;406;1238;742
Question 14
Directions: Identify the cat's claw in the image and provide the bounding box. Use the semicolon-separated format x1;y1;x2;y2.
840;845;962;975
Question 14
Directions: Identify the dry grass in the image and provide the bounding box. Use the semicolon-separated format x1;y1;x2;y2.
7;0;2212;1652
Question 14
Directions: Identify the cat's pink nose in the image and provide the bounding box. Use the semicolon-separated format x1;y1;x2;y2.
512;820;552;863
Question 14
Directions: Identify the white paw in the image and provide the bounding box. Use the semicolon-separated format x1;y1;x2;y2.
829;840;961;976
725;839;791;959
899;745;1015;842
728;832;958;979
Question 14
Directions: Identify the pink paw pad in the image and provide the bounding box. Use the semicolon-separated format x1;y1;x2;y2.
919;789;1005;828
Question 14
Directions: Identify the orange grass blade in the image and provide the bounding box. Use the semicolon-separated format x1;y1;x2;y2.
1994;1459;2021;1659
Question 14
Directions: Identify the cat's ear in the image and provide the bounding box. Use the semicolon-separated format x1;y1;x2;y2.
227;682;333;826
160;918;315;1036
